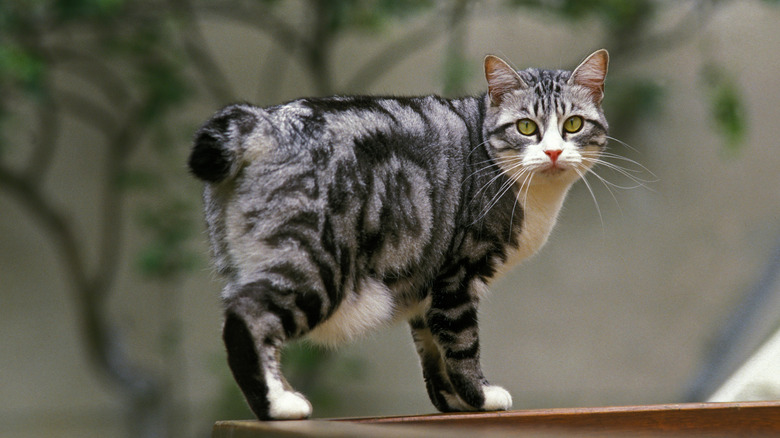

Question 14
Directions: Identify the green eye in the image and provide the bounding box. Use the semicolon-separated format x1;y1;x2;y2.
516;119;537;136
563;116;583;133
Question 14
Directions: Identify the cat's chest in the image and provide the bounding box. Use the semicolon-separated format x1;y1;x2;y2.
498;182;571;273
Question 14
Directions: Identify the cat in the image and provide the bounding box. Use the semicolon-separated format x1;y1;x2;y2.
189;49;609;420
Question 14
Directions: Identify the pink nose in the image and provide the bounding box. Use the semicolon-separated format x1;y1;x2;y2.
545;149;562;163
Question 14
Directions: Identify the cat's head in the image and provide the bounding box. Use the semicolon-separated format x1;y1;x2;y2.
483;50;609;187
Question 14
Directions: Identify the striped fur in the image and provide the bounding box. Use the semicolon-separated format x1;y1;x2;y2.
190;50;609;420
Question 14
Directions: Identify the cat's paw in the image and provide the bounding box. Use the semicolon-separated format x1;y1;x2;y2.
268;391;312;420
437;385;512;412
481;385;512;411
439;390;474;412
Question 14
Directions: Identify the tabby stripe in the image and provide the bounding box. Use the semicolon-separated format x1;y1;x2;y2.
264;229;340;307
589;119;607;133
409;317;426;330
472;260;499;280
262;297;298;337
428;307;478;334
327;161;359;214
283;211;321;233
237;280;298;337
445;341;480;360
264;262;313;290
487;122;514;139
271;171;319;200
242;277;324;335
295;292;324;330
431;288;471;311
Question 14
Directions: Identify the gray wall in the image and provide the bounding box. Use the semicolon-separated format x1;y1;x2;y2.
2;2;779;437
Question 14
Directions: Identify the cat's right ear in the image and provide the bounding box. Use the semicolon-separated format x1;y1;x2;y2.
485;55;527;106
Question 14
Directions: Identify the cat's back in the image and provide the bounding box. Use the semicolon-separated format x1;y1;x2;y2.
190;95;482;305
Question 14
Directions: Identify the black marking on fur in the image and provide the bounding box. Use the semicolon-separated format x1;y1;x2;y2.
268;170;320;200
190;105;258;183
428;307;478;335
193;56;610;418
189;131;233;183
431;287;471;311
223;312;271;419
445;341;480;360
295;292;324;330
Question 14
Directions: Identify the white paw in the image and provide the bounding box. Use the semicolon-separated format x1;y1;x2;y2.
482;385;512;411
268;391;312;420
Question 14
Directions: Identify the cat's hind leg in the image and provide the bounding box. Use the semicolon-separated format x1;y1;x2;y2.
222;282;320;420
410;279;512;413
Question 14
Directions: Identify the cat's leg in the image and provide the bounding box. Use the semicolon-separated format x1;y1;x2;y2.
411;279;512;412
222;282;318;420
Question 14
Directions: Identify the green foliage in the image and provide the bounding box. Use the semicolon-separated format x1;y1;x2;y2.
605;78;665;136
510;0;655;37
322;0;435;33
0;44;45;95
53;0;125;20
701;64;747;154
442;51;472;97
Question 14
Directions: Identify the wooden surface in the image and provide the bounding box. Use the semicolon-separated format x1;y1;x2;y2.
213;401;780;437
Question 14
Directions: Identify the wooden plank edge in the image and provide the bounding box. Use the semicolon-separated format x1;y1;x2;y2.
338;401;780;433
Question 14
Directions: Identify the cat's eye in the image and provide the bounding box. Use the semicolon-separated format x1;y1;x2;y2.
516;119;537;136
563;116;583;133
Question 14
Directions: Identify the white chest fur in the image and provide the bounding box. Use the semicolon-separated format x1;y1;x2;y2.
498;180;572;274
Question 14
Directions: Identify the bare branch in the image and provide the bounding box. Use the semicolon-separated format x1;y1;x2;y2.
24;95;60;181
57;89;120;138
204;2;310;55
442;0;473;96
306;0;336;95
608;0;721;67
342;12;447;92
0;165;89;291
172;0;237;102
49;46;135;106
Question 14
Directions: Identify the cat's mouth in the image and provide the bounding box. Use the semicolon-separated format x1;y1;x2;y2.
540;163;567;175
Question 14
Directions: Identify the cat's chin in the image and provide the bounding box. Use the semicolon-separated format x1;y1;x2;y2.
531;167;581;186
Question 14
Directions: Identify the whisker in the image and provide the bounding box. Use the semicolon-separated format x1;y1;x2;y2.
587;151;657;179
472;162;530;225
606;135;641;154
574;167;605;228
463;155;524;187
466;138;493;159
582;158;655;189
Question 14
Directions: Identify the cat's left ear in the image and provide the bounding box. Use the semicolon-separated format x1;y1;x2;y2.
485;55;528;106
569;49;609;104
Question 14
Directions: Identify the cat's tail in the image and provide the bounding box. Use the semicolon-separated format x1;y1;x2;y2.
189;103;270;183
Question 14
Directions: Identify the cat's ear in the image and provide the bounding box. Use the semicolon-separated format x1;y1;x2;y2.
485;55;527;106
569;49;609;104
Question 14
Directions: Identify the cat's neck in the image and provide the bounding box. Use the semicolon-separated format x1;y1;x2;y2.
499;178;573;274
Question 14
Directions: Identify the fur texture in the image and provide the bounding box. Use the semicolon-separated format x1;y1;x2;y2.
190;50;609;420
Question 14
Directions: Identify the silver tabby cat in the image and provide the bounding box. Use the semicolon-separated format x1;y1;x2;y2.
189;50;609;420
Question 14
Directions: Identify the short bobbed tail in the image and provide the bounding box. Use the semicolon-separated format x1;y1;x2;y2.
189;104;260;183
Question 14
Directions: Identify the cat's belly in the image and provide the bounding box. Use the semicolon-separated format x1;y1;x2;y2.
304;278;429;347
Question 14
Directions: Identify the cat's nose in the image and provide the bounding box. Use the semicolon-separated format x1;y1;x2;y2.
544;149;562;164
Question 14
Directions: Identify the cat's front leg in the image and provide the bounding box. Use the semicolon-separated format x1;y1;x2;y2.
411;279;512;412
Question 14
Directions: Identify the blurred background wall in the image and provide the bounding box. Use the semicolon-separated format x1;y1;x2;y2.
1;1;779;437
